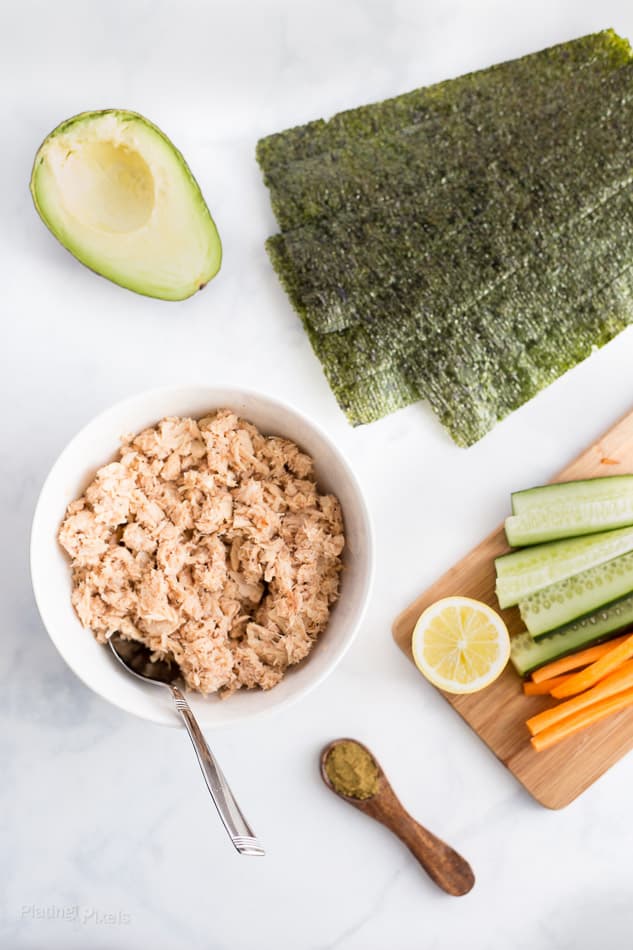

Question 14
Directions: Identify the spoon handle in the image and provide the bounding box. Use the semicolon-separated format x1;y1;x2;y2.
169;685;265;856
383;808;474;896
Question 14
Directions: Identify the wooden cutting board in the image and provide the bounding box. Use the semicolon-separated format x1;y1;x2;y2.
392;407;633;808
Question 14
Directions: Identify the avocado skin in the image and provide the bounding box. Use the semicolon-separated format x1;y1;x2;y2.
30;109;222;301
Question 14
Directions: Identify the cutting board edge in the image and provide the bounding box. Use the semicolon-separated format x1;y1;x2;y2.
390;404;633;809
391;630;582;808
433;683;593;810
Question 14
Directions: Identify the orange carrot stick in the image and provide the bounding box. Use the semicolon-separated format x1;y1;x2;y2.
531;686;633;752
527;659;633;735
551;633;633;699
523;675;574;696
530;634;630;683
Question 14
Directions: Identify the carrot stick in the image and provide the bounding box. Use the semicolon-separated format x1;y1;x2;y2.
531;686;633;752
527;659;633;735
551;633;633;699
530;634;630;683
523;675;574;696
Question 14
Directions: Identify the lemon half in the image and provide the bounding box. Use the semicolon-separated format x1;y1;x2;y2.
411;596;510;694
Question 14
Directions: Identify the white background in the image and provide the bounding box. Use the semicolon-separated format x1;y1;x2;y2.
3;1;633;947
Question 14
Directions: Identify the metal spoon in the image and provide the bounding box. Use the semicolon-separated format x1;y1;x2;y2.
108;632;264;857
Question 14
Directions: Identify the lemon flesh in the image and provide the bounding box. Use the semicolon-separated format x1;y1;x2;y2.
412;596;510;694
30;110;221;300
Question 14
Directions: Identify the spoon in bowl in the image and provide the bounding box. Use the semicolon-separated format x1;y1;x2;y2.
108;632;264;857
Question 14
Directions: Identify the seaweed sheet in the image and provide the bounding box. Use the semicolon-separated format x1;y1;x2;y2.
324;175;633;443
257;30;630;171
271;63;633;335
260;35;632;232
293;171;633;393
268;173;633;443
259;31;633;444
413;264;633;445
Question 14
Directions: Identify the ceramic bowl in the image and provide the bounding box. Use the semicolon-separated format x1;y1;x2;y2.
30;386;374;727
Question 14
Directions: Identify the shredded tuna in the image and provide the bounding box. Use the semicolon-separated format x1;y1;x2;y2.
58;410;345;697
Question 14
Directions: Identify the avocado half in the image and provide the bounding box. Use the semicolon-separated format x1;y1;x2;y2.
30;110;222;300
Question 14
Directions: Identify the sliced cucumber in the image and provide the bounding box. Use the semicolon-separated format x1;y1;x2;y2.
495;525;633;608
519;550;633;637
507;476;633;545
510;593;633;676
505;496;633;546
511;476;633;514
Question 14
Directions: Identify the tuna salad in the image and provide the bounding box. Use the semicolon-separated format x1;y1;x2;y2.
58;409;345;696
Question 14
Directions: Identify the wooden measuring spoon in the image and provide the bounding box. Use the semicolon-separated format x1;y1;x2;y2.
320;739;475;896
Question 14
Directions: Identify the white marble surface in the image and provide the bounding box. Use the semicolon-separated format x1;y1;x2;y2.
4;0;633;946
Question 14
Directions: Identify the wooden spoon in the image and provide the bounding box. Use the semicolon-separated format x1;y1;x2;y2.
320;738;475;896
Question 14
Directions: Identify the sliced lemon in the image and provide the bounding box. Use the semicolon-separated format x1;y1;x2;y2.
411;596;510;694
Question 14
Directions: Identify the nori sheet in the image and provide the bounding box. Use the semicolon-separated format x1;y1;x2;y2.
413;263;633;445
259;34;633;233
269;62;633;335
327;176;633;442
257;30;630;171
333;263;633;440
258;30;633;444
310;168;633;397
269;184;633;438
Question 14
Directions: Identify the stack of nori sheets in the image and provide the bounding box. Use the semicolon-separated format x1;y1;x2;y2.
257;30;633;446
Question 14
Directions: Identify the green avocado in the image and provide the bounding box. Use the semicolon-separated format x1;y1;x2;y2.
30;109;222;301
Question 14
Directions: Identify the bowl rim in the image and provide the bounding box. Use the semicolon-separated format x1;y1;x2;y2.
30;384;375;727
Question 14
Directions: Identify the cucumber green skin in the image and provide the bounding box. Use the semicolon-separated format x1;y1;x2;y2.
511;475;633;514
510;593;633;676
495;525;633;608
519;549;633;637
505;498;633;546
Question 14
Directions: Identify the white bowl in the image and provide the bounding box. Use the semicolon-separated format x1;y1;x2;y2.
31;386;374;728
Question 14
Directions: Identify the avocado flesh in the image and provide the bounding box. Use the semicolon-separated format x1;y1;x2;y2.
30;110;222;300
